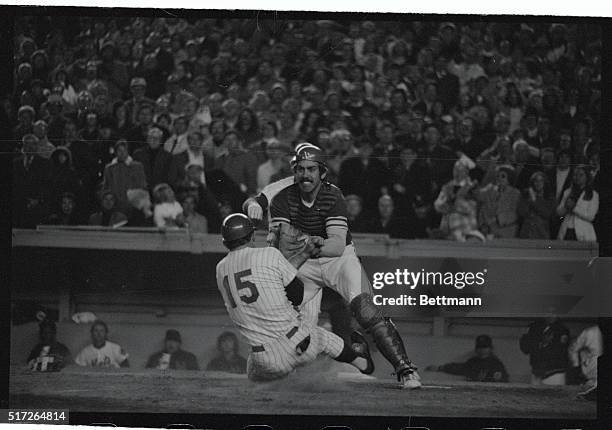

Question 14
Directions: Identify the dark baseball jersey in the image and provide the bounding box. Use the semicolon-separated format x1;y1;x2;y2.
270;182;352;245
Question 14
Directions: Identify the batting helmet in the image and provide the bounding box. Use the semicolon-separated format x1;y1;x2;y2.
294;143;327;167
221;213;255;244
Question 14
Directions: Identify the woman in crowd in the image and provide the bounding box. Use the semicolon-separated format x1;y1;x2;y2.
48;146;83;216
235;107;261;148
45;192;83;226
434;158;484;242
518;171;555;239
556;164;599;242
88;190;128;227
152;183;185;229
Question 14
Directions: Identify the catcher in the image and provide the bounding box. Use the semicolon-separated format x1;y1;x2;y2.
268;144;421;388
215;213;374;381
243;142;354;345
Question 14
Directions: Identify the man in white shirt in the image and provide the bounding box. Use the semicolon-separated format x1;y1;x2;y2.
163;116;190;155
75;321;129;368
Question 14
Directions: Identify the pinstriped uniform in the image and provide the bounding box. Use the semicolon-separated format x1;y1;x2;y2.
216;246;343;381
270;182;370;304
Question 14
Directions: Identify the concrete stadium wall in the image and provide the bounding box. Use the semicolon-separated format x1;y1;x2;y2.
11;311;594;383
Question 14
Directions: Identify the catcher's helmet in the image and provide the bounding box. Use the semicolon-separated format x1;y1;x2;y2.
290;142;318;167
221;213;255;244
294;143;327;167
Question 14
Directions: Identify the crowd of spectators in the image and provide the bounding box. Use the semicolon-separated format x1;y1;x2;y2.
8;16;602;241
28;319;247;373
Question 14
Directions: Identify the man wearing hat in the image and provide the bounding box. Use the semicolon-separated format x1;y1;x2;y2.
475;164;521;238
426;334;509;382
44;93;69;145
32;119;56;159
146;329;199;370
125;77;155;125
14;105;35;142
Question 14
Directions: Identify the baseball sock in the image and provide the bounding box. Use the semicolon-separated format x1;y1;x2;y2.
334;341;368;371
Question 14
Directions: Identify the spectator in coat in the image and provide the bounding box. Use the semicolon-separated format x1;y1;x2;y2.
12;134;51;228
426;334;509;382
133;126;172;189
365;195;422;239
390;145;433;216
434;158;484;242
338;141;389;216
168;131;208;188
163;115;189;155
181;194;208;234
256;139;291;192
175;163;222;233
476;165;521;238
44;192;83;225
146;329;199;370
556;165;599;242
33;120;56;159
125;103;156;153
27;319;71;372
125;77;155;128
48;146;84;218
518;171;555;239
206;331;247;374
345;194;368;233
215;130;258;196
88;190;128;227
13;105;35;143
520;317;570;385
513;138;540;192
102;140;147;215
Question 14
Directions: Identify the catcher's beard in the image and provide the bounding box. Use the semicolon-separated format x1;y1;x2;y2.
350;292;415;379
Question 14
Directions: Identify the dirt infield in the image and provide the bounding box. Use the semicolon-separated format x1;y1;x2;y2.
10;364;595;419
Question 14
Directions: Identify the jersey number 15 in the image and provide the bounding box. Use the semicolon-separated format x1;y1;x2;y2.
222;269;260;308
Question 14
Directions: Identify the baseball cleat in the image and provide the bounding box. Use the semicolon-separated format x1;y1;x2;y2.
400;370;422;389
397;362;422;389
577;385;597;401
350;330;375;375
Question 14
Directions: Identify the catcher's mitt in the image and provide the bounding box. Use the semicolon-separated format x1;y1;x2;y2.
268;223;323;268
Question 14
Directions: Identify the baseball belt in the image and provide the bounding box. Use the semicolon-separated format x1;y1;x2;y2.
252;326;299;353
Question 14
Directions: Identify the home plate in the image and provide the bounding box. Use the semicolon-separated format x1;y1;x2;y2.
420;385;453;389
337;372;377;381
